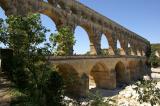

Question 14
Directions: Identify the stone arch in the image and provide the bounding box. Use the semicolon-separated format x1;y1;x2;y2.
115;61;126;86
100;34;109;55
40;14;57;44
47;0;64;9
56;64;81;97
39;7;63;28
90;62;110;89
73;26;90;55
76;23;98;55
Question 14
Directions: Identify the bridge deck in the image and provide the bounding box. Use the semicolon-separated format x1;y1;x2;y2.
47;55;146;60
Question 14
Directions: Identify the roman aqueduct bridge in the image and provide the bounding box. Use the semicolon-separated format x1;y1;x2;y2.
0;0;151;97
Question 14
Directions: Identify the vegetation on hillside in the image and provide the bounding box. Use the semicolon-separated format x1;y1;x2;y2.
149;44;160;68
152;44;160;51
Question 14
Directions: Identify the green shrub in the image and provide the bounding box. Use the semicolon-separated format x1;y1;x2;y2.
134;80;160;106
45;71;64;106
0;14;65;105
149;47;160;68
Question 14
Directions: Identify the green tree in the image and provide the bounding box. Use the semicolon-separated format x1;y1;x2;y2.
49;26;76;56
0;14;64;106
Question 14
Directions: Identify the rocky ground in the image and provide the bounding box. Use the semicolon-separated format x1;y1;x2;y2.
93;67;160;106
104;82;160;106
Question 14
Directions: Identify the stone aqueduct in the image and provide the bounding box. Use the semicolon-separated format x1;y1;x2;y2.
0;0;151;96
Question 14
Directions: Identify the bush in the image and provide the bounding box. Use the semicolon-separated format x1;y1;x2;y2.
149;47;160;68
0;14;65;105
45;71;64;106
134;80;160;106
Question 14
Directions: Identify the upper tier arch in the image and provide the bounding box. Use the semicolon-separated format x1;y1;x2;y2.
0;0;150;56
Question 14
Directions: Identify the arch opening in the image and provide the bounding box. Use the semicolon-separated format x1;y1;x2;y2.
90;63;110;89
73;26;90;55
115;61;126;86
104;32;115;55
100;34;109;56
56;64;81;97
39;14;57;48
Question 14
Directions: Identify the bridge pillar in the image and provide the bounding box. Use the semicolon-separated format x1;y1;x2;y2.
118;36;129;55
108;34;117;55
131;44;138;56
130;48;135;56
90;31;101;55
108;47;116;55
137;50;142;56
115;62;131;86
125;69;132;83
108;40;117;55
79;73;89;97
142;50;145;56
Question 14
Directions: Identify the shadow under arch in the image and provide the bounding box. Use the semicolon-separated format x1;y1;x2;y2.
115;61;126;86
56;64;81;97
90;62;110;89
73;25;90;55
40;14;57;44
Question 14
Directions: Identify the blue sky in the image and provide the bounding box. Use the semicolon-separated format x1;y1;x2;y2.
0;0;160;54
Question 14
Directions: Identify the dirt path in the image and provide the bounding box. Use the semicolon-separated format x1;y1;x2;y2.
0;72;11;106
